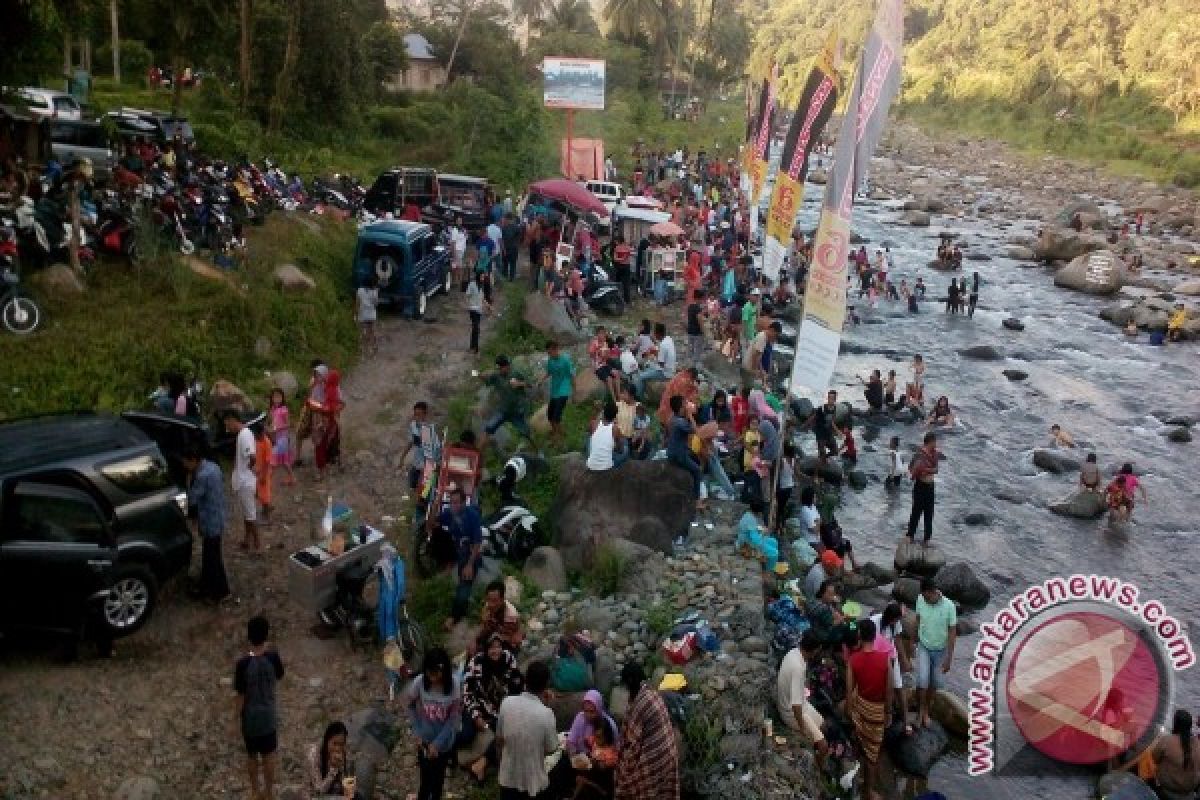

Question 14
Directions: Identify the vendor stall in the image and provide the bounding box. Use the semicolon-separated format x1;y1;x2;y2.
288;501;387;614
612;206;671;248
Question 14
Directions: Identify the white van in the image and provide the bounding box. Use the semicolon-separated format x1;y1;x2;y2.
18;88;83;120
585;180;625;217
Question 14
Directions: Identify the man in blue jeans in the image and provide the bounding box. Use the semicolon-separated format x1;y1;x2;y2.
665;394;703;520
438;487;482;632
914;576;957;728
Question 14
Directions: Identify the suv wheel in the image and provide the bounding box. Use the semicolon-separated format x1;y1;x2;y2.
101;565;157;637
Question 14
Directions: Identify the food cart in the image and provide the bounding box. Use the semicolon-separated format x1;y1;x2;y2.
613;206;671;248
646;245;681;298
288;501;387;615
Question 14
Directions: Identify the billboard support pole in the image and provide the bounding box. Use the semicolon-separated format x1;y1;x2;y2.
565;108;574;179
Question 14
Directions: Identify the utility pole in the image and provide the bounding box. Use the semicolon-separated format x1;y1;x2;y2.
111;0;121;82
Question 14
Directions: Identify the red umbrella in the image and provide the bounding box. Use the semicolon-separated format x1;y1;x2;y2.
528;178;609;216
650;221;685;237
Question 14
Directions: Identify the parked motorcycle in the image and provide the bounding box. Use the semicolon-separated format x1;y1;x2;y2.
1;230;42;334
585;262;626;315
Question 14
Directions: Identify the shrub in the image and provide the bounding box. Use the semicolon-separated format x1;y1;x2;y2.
584;543;627;596
96;39;153;85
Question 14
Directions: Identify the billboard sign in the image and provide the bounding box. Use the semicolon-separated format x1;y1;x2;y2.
543;57;605;110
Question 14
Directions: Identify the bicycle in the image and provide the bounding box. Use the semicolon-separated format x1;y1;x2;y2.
384;603;427;698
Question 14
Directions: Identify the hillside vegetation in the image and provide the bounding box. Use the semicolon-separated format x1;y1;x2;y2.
750;0;1200;185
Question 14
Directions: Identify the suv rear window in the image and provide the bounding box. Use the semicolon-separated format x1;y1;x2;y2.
100;454;172;494
53;96;80;113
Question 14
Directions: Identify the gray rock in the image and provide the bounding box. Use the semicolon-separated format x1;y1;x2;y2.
741;635;768;654
1099;303;1136;327
523;546;568;592
893;576;921;607
114;777;160;800
930;690;970;737
1048;491;1108;520
1001;369;1028;381
274;263;317;292
903;210;932;226
1033;448;1080;474
1165;426;1193;443
894;539;946;576
959;344;1004;361
270;370;299;399
846;470;868;490
1006;245;1035;261
719;733;760;763
209;379;252;414
1095;771;1157;800
859;562;897;585
1054;249;1128;295
935;562;990;607
888;719;948;777
522;292;588;343
1034;227;1105;262
962;512;992;526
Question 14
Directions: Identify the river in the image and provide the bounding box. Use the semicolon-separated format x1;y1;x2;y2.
777;153;1200;798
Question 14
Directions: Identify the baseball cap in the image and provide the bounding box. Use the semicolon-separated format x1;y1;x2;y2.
820;549;843;569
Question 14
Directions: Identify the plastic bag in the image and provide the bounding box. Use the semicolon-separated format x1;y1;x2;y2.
661;631;698;665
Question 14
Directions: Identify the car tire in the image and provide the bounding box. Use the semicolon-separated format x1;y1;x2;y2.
100;564;157;638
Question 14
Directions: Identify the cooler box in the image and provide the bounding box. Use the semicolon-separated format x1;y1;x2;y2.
288;525;386;614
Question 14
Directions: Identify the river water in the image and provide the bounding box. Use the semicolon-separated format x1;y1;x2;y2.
778;159;1200;798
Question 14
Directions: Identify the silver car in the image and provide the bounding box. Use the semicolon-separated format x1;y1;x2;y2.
18;88;83;120
49;120;116;181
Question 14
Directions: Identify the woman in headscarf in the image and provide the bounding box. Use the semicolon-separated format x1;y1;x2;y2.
656;367;699;428
458;632;523;782
311;367;343;480
295;361;326;466
564;690;621;800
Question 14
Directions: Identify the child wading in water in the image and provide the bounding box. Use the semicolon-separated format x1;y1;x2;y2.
268;389;296;486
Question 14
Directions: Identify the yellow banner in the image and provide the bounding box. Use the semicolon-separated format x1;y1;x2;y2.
765;173;801;247
749;158;768;207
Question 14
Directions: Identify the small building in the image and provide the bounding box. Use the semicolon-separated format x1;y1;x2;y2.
388;33;446;92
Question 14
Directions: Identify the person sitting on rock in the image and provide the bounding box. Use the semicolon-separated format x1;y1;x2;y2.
1079;452;1101;492
804;549;843;605
926;396;955;428
859;369;885;412
477;580;523;653
807;578;848;646
776;630;830;773
1168;303;1188;342
819;515;856;573
1049;423;1075;448
459;632;524;783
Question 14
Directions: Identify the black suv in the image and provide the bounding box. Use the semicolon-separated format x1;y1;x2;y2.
0;413;192;647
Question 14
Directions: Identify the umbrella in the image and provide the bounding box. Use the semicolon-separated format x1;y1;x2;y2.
528;178;608;216
650;221;684;237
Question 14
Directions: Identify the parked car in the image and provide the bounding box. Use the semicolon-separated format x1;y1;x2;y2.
0;413;193;649
49;119;117;180
426;173;492;230
16;88;83;121
104;107;195;144
351;220;451;319
585;180;624;217
364;167;438;218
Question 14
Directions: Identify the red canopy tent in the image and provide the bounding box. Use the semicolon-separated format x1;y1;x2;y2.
527;178;608;217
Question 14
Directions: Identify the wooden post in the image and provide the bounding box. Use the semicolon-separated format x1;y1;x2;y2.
111;0;121;82
68;178;82;277
565;108;574;178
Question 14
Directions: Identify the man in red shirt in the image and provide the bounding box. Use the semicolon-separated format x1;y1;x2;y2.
847;618;891;800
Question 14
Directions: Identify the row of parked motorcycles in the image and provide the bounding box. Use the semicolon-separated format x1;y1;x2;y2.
0;157;369;334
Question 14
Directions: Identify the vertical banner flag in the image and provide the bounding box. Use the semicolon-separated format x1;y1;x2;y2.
762;28;841;283
743;76;769;174
749;63;778;206
790;0;904;399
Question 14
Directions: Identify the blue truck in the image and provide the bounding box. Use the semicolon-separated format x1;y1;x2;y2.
351;220;452;319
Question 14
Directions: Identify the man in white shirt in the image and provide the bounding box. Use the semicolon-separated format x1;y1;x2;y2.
487;220;504;277
497;660;559;799
224;412;260;551
633;322;675;398
776;631;828;769
449;218;468;285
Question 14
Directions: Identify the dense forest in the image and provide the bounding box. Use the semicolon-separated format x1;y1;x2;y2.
751;0;1200;123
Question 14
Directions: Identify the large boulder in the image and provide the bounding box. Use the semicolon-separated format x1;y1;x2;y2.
554;453;692;571
959;344;1004;361
273;263;316;292
270;370;299;399
1175;279;1200;296
523;546;567;592
929;690;970;737
1054;250;1128;295
902;210;931;227
1048;490;1107;520
344;706;402;799
572;369;607;402
888;719;948;777
893;576;920;607
608;538;668;597
210;379;252;413
1099;303;1136;327
113;777;159;800
1034;227;1105;262
934;562;990;607
1095;771;1157;800
894;539;946;576
1006;245;1036;261
522;292;587;344
29;263;84;296
796;456;844;485
1033;448;1080;474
